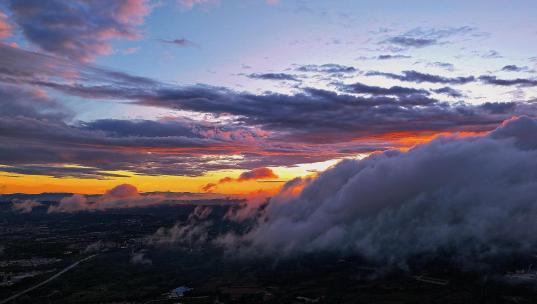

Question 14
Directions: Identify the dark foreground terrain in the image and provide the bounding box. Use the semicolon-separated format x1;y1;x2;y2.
1;196;537;304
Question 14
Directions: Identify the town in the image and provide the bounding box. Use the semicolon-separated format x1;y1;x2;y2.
2;194;537;303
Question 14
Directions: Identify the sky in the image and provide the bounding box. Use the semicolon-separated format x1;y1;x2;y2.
0;0;537;195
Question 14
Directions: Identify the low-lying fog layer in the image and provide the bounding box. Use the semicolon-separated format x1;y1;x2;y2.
156;116;537;267
9;116;537;268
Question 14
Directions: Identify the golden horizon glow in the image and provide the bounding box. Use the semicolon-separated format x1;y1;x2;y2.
0;156;350;195
0;130;488;195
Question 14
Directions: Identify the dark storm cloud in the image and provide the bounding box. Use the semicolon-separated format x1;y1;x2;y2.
1;43;536;178
0;120;239;178
3;75;526;178
81;119;200;138
247;73;300;81
478;102;517;114
432;87;464;98
0;44;509;143
0;84;268;178
0;113;226;151
479;75;537;87
337;81;430;97
0;124;268;177
6;0;151;61
367;70;476;85
216;116;537;266
136;85;536;146
0;45;528;146
0;72;372;178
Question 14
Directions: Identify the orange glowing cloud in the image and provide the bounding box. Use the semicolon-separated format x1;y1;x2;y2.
202;167;279;192
355;130;488;151
0;11;11;39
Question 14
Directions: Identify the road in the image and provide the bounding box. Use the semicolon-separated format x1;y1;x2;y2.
0;254;97;304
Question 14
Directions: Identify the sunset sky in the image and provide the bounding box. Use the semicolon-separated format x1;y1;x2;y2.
1;0;537;194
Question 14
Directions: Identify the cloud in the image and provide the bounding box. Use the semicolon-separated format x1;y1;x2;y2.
48;194;90;213
178;0;278;9
83;241;104;253
376;54;411;60
237;167;278;181
501;65;528;72
0;90;249;177
6;0;151;61
0;83;69;120
368;69;537;87
0;11;12;38
367;70;475;85
247;73;300;82
11;199;41;213
178;0;218;9
0;38;159;89
148;206;215;246
383;26;475;49
481;50;502;59
47;184;167;213
479;75;537;87
201;183;218;192
217;116;537;267
337;81;430;97
149;216;212;246
404;26;475;39
432;86;464;98
102;183;140;199
479;102;517;114
385;36;437;48
0;165;129;179
159;38;196;47
44;190;226;213
3;72;533;179
2;44;537;179
202;167;278;192
138;85;519;145
427;62;455;71
131;250;152;265
0;50;275;178
295;64;357;74
122;47;140;55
